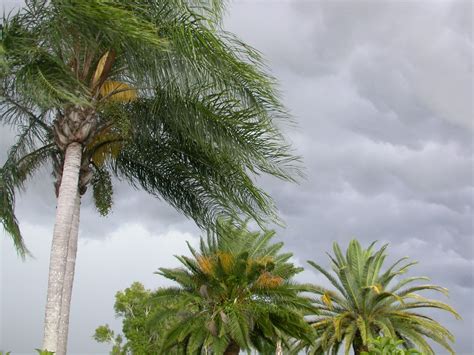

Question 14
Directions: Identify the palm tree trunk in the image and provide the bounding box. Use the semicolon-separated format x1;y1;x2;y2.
57;191;81;355
275;339;283;355
43;142;82;353
224;340;240;355
352;332;369;355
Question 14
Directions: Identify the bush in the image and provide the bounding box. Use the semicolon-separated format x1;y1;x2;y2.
362;337;421;355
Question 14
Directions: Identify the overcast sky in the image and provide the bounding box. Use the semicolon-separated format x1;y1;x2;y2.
1;0;473;354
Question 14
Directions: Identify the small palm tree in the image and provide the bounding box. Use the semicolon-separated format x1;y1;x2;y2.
303;240;460;355
1;1;300;352
153;219;315;354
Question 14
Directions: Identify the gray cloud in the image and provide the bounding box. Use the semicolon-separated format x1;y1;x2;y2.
2;0;473;354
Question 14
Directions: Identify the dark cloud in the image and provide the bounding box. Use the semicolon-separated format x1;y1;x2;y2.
2;0;473;354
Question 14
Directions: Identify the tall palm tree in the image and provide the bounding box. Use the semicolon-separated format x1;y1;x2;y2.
301;240;460;355
0;1;301;353
153;219;315;354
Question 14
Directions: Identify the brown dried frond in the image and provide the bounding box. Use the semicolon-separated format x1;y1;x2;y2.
197;256;214;275
217;252;234;273
256;272;283;288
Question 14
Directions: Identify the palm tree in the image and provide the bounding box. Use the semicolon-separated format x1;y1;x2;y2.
302;240;460;355
153;219;315;354
0;1;301;353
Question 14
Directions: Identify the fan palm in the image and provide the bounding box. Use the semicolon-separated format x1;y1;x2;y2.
0;1;301;353
153;219;315;354
303;240;460;355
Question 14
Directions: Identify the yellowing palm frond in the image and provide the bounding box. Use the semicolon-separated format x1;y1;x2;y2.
91;51;111;89
367;284;382;294
322;292;333;310
197;256;214;275
87;132;123;167
217;252;234;273
256;271;283;288
100;81;137;102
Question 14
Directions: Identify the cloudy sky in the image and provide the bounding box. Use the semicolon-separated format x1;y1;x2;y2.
1;0;473;354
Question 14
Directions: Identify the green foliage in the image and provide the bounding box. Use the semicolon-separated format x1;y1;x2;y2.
94;282;169;354
361;336;421;355
0;43;8;79
35;350;55;355
153;219;315;354
93;325;126;355
113;282;163;354
1;0;301;255
91;167;113;216
0;118;53;257
302;240;460;355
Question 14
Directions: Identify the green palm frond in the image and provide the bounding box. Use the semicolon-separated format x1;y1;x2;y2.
0;118;54;257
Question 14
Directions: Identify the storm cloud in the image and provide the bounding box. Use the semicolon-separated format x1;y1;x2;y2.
1;0;473;354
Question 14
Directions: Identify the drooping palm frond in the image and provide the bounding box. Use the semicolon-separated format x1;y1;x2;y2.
151;219;315;354
98;73;300;227
0;119;55;257
302;240;460;355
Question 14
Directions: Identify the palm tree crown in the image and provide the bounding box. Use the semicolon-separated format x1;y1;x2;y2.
304;240;460;355
1;0;301;255
153;219;315;354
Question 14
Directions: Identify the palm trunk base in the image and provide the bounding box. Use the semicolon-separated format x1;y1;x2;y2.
224;341;240;355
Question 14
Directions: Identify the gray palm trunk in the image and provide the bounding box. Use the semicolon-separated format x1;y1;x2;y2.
353;332;369;355
275;339;283;355
42;142;83;353
57;192;81;355
223;341;241;355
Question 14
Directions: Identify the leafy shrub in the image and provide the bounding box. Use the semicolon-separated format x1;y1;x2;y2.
362;337;421;355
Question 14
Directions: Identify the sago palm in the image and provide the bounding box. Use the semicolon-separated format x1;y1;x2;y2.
152;219;315;354
302;240;460;355
0;1;301;353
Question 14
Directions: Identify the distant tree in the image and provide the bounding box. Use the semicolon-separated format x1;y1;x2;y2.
94;282;167;354
302;240;460;355
93;325;126;355
153;219;315;354
1;0;300;352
